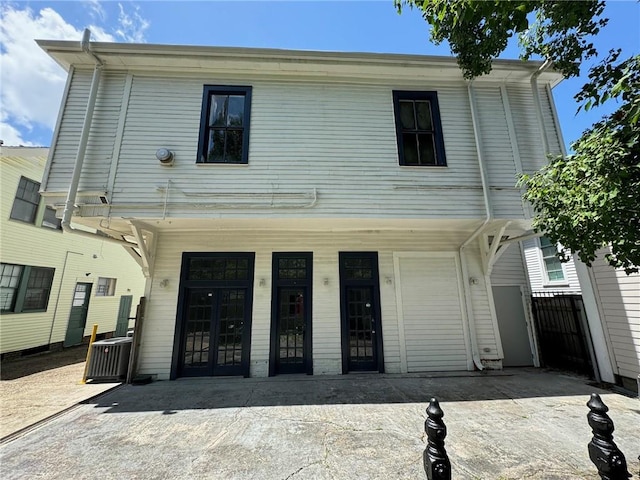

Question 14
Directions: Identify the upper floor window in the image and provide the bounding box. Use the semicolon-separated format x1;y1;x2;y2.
197;85;252;164
539;237;565;282
392;91;446;167
10;176;41;224
0;263;55;313
96;277;117;296
42;206;62;230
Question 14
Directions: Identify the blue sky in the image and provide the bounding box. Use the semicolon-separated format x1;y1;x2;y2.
1;1;639;148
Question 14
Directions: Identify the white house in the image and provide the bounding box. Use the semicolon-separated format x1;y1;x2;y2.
37;36;571;380
0;146;146;357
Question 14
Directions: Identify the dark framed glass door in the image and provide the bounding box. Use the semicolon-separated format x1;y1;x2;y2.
181;287;248;376
172;253;254;378
339;252;384;373
270;253;312;376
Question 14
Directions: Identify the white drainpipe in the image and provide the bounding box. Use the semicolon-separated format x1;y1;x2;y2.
460;81;493;371
61;29;137;248
530;59;553;156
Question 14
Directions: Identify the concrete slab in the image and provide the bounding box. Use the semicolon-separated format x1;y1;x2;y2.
0;346;119;439
0;369;638;479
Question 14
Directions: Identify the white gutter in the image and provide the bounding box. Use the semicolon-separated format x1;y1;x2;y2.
460;82;493;371
60;29;137;249
530;58;553;156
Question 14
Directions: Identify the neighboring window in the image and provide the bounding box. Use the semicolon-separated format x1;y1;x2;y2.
540;237;566;282
0;263;55;313
96;277;117;296
10;177;41;224
0;264;23;311
197;85;252;164
393;91;446;166
42;206;62;230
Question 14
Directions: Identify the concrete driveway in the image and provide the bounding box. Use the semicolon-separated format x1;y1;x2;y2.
1;369;639;479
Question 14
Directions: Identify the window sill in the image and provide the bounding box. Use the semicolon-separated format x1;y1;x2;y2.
542;282;570;288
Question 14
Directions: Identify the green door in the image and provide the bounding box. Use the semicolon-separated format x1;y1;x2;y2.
115;295;133;337
64;282;92;347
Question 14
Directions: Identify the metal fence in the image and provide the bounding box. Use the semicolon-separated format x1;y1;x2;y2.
530;291;594;377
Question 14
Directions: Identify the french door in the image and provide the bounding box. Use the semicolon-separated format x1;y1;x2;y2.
173;253;254;378
270;253;312;375
339;252;384;373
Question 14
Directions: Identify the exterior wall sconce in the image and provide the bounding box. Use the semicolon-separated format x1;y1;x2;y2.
469;277;479;285
323;278;329;286
159;279;169;288
259;278;266;287
385;277;392;285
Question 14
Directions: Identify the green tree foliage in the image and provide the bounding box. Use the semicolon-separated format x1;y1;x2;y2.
397;0;639;272
521;53;640;273
395;0;607;78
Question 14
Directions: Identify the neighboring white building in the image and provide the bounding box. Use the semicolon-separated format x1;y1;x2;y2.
578;250;640;393
37;38;573;380
0;146;146;357
522;237;581;293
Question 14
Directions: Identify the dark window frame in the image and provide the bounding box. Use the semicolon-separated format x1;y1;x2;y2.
10;176;42;224
196;85;252;164
0;263;55;313
392;91;447;167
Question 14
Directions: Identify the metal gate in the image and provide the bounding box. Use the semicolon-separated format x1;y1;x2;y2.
530;292;594;377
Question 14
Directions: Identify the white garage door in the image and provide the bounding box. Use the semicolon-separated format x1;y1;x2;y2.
397;255;469;372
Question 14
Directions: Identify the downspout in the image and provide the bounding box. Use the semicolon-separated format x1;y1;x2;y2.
60;29;137;248
461;81;493;371
530;59;553;156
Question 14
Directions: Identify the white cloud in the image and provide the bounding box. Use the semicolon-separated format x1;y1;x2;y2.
86;0;106;22
115;3;149;43
0;4;149;146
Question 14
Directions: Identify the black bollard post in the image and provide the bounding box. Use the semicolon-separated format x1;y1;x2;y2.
586;393;631;480
424;397;451;480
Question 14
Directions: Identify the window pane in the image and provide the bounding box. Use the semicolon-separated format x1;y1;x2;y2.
10;198;37;223
399;101;415;129
415;101;433;130
402;133;419;165
418;134;436;165
209;94;228;126
207;129;226;162
96;277;116;296
0;264;23;311
225;130;243;163
23;267;54;311
227;95;244;126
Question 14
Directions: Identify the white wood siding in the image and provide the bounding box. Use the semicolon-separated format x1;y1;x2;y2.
591;251;640;382
522;238;581;293
139;229;498;379
45;71;557;222
474;86;523;219
506;84;563;174
395;254;469;372
491;243;529;289
0;149;146;354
